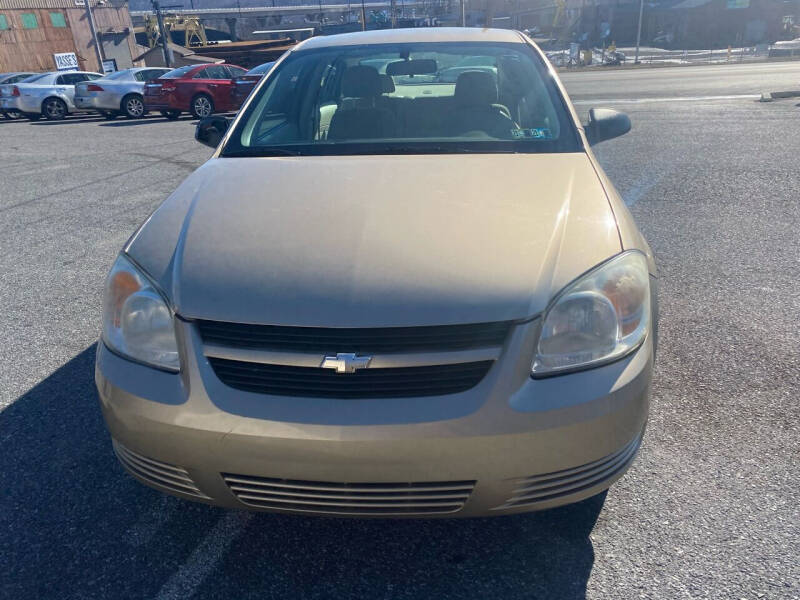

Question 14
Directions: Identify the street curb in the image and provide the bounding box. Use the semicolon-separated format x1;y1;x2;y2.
760;90;800;102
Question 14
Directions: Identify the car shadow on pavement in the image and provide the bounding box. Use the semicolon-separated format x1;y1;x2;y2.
0;346;603;600
98;117;190;127
32;117;107;126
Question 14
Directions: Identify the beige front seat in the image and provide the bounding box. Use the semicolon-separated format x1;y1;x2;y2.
328;66;397;140
445;70;515;139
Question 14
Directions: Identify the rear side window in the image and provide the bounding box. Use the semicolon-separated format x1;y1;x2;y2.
227;66;247;78
49;12;66;27
58;73;81;85
204;65;230;80
0;15;9;30
20;12;38;29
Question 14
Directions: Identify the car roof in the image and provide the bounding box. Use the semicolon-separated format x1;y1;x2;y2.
296;27;526;51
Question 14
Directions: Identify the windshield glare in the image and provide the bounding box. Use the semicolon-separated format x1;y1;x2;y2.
247;62;275;75
223;42;580;156
160;65;195;79
102;69;133;80
22;73;52;83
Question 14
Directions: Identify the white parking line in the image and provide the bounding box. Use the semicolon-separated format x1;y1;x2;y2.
572;94;760;105
623;171;665;207
155;511;252;600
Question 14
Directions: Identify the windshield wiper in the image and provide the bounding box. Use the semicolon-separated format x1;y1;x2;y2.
223;147;303;158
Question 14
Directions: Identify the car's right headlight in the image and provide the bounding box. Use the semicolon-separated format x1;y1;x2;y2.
102;254;180;372
532;250;651;377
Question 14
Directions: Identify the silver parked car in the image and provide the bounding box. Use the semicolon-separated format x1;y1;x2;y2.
74;67;171;119
0;72;37;119
0;71;102;121
97;28;656;518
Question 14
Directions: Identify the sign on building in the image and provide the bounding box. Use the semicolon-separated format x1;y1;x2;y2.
54;52;79;71
102;59;118;74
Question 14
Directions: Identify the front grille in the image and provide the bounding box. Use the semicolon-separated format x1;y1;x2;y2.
223;474;476;515
208;357;493;398
493;434;642;510
196;320;512;353
113;441;208;499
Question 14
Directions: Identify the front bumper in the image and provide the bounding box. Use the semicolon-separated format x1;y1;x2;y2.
96;318;652;517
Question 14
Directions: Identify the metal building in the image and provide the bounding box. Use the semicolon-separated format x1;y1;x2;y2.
0;0;137;73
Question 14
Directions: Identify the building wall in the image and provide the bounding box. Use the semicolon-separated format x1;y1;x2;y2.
0;6;78;71
65;4;137;71
0;0;136;72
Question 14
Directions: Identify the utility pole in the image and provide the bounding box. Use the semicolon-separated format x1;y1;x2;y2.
152;0;173;67
360;0;366;30
83;0;105;72
634;0;644;64
460;0;465;27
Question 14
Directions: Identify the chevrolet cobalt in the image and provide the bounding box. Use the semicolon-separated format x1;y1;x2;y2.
96;28;657;517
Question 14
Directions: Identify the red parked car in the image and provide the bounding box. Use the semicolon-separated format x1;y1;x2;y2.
231;61;275;111
144;63;247;119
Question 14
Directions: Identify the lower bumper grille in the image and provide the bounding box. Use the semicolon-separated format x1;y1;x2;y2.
493;434;642;509
208;357;493;398
223;474;476;515
113;441;208;499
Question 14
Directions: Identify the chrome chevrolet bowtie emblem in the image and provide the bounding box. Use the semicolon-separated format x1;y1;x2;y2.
321;353;373;374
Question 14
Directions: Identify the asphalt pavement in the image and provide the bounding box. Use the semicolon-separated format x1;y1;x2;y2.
1;64;799;599
560;61;800;102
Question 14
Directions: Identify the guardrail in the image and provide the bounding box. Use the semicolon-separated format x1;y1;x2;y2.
548;44;800;68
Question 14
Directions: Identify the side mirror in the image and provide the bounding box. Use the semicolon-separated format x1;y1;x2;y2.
585;108;631;146
195;116;230;148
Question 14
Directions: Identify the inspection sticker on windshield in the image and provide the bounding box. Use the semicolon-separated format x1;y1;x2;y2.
511;128;553;140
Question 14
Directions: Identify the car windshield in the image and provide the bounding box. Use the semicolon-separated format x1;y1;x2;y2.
246;62;275;76
22;73;52;83
160;65;196;79
223;41;580;157
102;70;133;80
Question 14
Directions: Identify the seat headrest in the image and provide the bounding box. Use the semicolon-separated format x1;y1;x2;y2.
342;66;383;98
379;74;395;94
454;70;498;107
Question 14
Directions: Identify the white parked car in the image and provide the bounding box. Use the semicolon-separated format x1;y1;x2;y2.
0;71;102;121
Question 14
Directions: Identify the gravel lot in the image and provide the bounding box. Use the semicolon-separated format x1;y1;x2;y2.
1;72;798;599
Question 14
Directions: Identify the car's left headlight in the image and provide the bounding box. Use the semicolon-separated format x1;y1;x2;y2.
102;254;180;372
532;250;650;377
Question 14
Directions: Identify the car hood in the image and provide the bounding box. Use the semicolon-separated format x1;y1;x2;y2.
126;153;620;327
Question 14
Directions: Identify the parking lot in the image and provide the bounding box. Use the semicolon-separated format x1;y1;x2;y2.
1;63;799;599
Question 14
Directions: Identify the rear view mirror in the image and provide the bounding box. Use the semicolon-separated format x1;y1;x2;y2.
386;59;438;76
195;116;230;148
585;108;631;145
